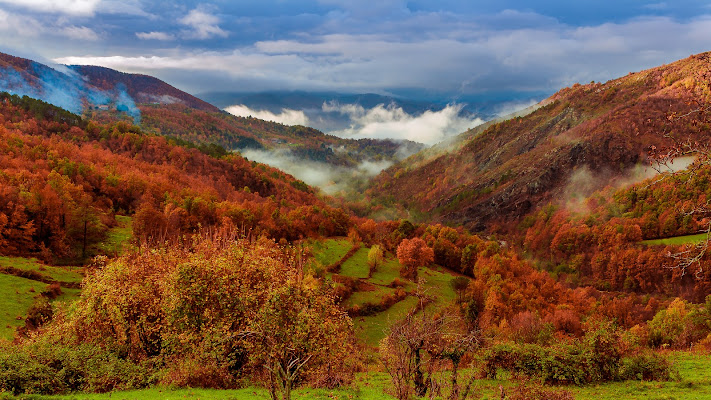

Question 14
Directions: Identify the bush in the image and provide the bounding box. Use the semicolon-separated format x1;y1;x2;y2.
1;238;357;398
483;338;675;385
0;341;152;395
506;382;575;400
509;311;553;345
647;298;708;349
618;353;677;381
483;342;590;385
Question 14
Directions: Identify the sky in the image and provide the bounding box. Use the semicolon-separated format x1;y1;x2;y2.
1;1;711;104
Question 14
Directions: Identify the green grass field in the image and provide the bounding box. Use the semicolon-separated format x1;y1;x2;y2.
343;285;396;308
0;273;45;340
0;257;84;341
10;352;711;400
307;239;461;348
369;255;404;286
308;238;353;266
0;256;83;283
92;215;133;256
640;232;708;246
340;247;372;278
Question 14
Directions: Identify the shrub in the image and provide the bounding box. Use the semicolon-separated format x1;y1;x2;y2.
483;336;675;385
0;340;151;395
506;381;575;400
509;311;553;345
549;308;582;337
647;298;708;349
1;238;357;398
618;352;677;381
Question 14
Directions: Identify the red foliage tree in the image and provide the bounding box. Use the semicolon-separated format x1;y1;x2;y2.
396;238;434;280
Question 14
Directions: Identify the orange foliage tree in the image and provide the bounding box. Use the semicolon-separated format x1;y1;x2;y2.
396;238;434;280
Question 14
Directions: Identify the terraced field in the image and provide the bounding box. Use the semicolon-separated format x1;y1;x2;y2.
0;257;82;340
310;239;459;347
0;216;133;341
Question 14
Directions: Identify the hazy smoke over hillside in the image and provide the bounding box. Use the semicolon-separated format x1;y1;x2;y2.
0;64;140;122
564;156;696;212
225;104;309;126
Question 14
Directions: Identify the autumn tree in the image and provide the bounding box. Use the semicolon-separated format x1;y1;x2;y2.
368;244;384;271
396;238;434;280
61;236;356;394
380;283;478;400
243;282;355;400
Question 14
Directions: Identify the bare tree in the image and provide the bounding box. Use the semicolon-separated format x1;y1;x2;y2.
379;280;479;400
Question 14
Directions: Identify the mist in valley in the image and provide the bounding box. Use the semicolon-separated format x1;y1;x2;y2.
226;100;489;193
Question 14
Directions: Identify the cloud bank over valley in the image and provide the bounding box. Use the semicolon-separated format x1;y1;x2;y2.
225;101;485;145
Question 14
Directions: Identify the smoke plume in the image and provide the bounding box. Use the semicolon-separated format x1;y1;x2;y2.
0;62;141;123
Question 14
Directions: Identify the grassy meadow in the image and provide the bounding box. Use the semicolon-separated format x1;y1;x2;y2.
4;352;711;399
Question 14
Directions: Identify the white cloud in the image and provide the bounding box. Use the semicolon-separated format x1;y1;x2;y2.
51;14;711;96
0;9;97;40
136;31;175;41
60;25;100;41
240;148;392;194
0;0;100;16
225;104;309;126
494;99;540;117
323;102;483;145
0;8;43;36
179;7;228;39
97;0;154;18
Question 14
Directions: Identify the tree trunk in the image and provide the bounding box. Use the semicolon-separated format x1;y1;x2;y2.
414;348;427;397
450;359;459;400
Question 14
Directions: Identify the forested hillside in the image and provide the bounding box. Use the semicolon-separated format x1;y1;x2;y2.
367;53;711;231
0;93;351;263
139;103;425;168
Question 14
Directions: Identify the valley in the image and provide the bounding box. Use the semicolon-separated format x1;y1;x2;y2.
1;47;711;400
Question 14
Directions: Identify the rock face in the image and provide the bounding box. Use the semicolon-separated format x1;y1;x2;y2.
368;52;711;231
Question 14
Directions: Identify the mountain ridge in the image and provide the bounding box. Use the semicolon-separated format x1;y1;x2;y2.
367;52;711;231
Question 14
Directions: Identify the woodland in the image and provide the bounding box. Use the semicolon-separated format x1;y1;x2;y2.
2;52;711;400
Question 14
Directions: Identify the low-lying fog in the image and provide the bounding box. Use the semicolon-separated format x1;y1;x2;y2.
225;101;485;146
226;101;487;193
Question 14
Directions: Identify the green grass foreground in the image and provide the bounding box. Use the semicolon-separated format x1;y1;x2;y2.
4;352;711;400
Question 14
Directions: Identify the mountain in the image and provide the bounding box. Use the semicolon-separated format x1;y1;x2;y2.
0;92;352;262
139;103;424;167
0;52;425;185
69;65;219;113
0;52;217;118
199;90;546;121
200;90;442;116
367;52;711;231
